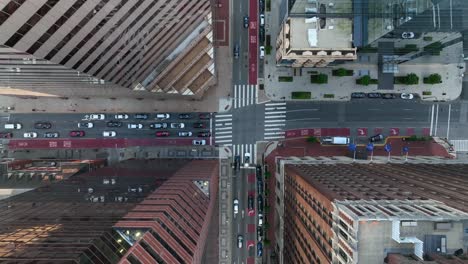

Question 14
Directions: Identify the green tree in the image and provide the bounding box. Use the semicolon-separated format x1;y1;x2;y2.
307;136;318;143
358;75;371;86
405;73;419;85
335;68;347;76
426;73;442;84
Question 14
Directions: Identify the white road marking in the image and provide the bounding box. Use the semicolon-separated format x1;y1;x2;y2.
265;115;286;119
216;131;232;135
264;136;285;140
447;104;451;139
265;127;282;131
264;132;285;135
216;114;232;118
215;127;232;130
265;123;286;127
216;139;233;143
216;118;232;122
265;102;286;106
430;104;435;136
216;135;232;139
265;111;286;115
265;119;286;123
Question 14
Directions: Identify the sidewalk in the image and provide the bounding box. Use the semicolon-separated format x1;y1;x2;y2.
0;47;232;114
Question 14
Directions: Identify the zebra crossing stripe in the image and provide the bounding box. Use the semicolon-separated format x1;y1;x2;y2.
265;111;286;115
265;123;286;127
265;119;286;123
264;136;285;140
265;102;286;106
265;115;286;119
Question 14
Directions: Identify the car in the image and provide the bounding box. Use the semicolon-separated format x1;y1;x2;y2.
367;93;381;98
178;131;193;137
243;16;249;28
193;122;205;128
23;132;37;138
88;114;105;120
234;155;241;171
199;113;211;119
257;180;263;194
156;131;170;137
193;139;206;145
257;242;263;257
156;113;170;120
351;92;366;98
402;32;415;39
382;93;396;99
258;213;263;226
78;122;94;128
178;113;192;119
198;131;211;137
106;121;121;127
369;134;384;142
149;123;168;129
238;235;243;248
401;93;414;100
134;113;149;119
244;152;251;167
44;132;59;138
234;43;240;58
259;28;265;42
257;195;264;212
0;132;12;138
259;46;265;59
259;0;264;12
248;195;254;211
69;131;85;137
128;123;143;129
170;123;185;129
34;122;52;129
4;123;21;129
233;199;239;215
256;165;262;177
260;14;265;26
114;114;129;119
257;227;263;242
103;131;116;137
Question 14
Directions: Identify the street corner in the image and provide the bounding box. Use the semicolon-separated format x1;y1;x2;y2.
357;128;368;137
218;97;233;113
389;128;400;136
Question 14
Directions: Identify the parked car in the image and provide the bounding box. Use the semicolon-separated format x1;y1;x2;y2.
257;195;263;212
243;16;249;28
248;195;254;211
257;242;263;257
401;93;414;100
234;43;240;58
69;131;85;137
259;28;265;42
402;32;415;39
199;113;211;119
4;123;21;129
23;132;37;138
103;131;116;137
256;165;262;177
88;114;105;120
193;139;206;145
233;199;239;215
156;131;170;137
369;134;384;142
198;131;211;137
78;122;94;128
170;123;185;129
260;14;265;26
367;93;381;98
134;113;149;120
156;113;170;120
0;132;12;138
44;132;59;138
114;114;129;119
257;227;263;241
128;123;143;129
351;92;366;98
258;213;263;226
382;93;396;99
193;122;205;128
107;121;122;128
259;46;265;59
34;122;52;129
257;180;263;194
238;235;243;248
259;0;264;12
149;123;168;129
178;131;192;137
178;113;192;119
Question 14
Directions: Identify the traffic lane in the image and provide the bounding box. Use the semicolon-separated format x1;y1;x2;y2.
344;101;432;122
244;169;256;259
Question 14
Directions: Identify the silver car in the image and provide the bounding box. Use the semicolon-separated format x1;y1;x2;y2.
178;131;193;137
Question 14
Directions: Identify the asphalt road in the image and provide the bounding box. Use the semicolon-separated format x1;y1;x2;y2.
232;0;249;84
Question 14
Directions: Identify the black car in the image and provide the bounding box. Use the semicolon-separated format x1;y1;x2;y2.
199;113;211;119
351;92;366;98
256;165;262;177
243;16;249;28
234;155;241;171
259;28;265;43
34;122;52;129
134;113;149;119
257;195;263;212
107;121;122;127
367;93;381;98
193;122;205;128
234;44;240;58
382;93;396;99
369;134;384;142
257;227;263;242
44;132;59;138
198;131;211;137
257;180;263;194
178;113;192;119
248;195;254;211
259;0;264;12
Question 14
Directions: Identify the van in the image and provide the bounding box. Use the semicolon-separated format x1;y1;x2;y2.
4;123;21;129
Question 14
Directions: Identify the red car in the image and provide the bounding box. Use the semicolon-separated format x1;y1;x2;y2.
199;113;211;119
69;131;85;137
0;132;12;138
198;132;211;137
156;131;170;137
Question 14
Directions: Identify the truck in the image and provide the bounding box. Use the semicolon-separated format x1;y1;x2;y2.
322;136;350;145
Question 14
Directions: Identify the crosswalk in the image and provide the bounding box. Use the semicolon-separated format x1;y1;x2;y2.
232;144;256;164
214;113;233;146
450;140;468;152
234;84;257;109
264;102;287;140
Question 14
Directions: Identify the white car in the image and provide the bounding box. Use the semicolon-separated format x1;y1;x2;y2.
244;153;251;167
400;93;414;100
102;131;116;137
88;114;105;120
238;235;243;248
258;214;263;226
78;122;94;128
170;123;185;129
233;199;239;215
260;14;265;26
23;132;37;138
259;46;265;59
128;123;143;129
402;32;415;39
114;114;129;119
193;140;206;145
156;113;170;119
178;131;193;137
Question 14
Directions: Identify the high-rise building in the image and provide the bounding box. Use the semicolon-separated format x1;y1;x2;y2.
0;0;215;97
274;160;468;264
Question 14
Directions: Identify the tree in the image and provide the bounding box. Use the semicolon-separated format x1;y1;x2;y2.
357;75;371;86
405;73;419;85
335;68;347;76
307;136;318;143
425;73;442;84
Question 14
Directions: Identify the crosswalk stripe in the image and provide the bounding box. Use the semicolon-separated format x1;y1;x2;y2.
265;127;282;131
265;123;286;127
265;111;286;115
265;102;286;106
216;135;232;139
216;127;232;131
265;131;285;135
216;139;233;143
265;107;287;110
216;114;232;118
216;131;232;135
264;136;285;140
216;118;232;122
265;119;286;123
265;115;286;119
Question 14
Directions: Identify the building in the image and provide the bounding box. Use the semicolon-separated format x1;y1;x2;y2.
274;160;468;264
0;0;215;97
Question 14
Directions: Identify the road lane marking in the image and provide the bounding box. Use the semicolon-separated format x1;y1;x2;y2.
265;115;286;119
216;131;232;135
286;108;318;112
286;117;320;121
216;118;232;122
447;104;451;139
265;127;282;131
216;114;232;118
265;123;286;127
216;127;232;130
216;135;232;139
265;111;286;115
265;102;286;106
264;132;285;135
434;104;439;136
265;107;286;110
265;119;285;123
234;85;238;108
216;139;232;143
430;104;435;136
